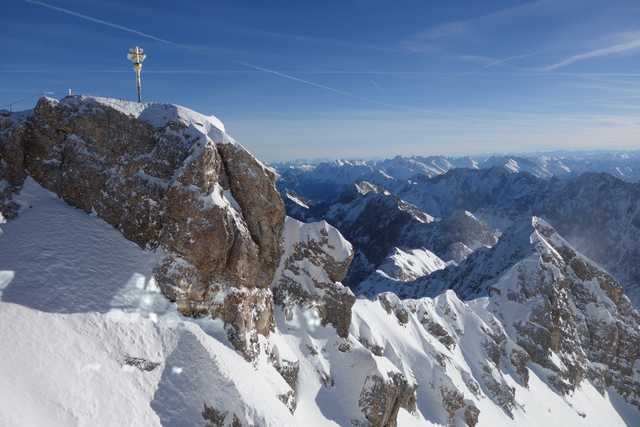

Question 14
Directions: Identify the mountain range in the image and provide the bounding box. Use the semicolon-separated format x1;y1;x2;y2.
0;96;638;426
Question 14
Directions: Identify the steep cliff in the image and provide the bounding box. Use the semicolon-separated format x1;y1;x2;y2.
1;95;285;358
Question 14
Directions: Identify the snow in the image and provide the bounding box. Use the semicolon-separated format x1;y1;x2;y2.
59;95;226;143
504;158;521;173
347;290;636;427
377;247;447;281
272;217;353;298
0;179;637;426
0;178;167;314
286;192;310;209
0;179;294;426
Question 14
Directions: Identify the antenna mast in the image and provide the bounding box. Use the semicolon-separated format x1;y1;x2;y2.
127;46;146;102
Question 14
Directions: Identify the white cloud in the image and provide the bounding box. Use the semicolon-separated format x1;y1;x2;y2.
402;0;549;53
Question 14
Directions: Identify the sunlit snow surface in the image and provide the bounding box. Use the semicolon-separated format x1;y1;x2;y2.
0;178;167;314
0;179;293;426
0;179;637;426
61;95;226;139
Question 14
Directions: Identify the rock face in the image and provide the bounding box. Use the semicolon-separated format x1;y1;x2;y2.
347;217;640;424
271;216;355;337
497;218;640;405
358;370;416;427
0;95;285;358
0;110;28;220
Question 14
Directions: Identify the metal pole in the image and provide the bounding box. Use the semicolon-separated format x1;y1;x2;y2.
135;65;142;102
128;47;146;103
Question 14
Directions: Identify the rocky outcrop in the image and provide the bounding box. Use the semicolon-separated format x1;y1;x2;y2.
202;403;241;427
440;386;479;427
490;217;640;407
0;110;27;220
359;370;417;427
271;216;355;337
0;96;285;358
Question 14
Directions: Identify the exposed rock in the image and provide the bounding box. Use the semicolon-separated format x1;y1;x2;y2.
423;317;456;350
217;141;285;286
480;363;516;417
378;292;410;325
509;348;530;387
271;357;299;391
0;110;27;219
440;386;480;427
1;96;286;359
277;390;297;414
271;217;355;338
464;405;480;427
270;349;299;412
202;403;242;427
213;287;275;360
359;371;417;427
491;217;640;408
122;355;160;372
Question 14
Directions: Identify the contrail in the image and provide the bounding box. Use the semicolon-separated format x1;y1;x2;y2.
24;0;353;96
24;0;182;46
545;38;640;71
235;61;441;115
22;0;436;113
238;61;434;115
235;61;352;96
483;51;540;68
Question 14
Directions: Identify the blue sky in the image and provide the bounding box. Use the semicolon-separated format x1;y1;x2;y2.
3;0;640;161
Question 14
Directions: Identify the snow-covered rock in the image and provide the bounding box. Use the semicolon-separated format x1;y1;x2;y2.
486;217;640;408
0;179;294;426
292;182;498;290
0;95;286;359
395;168;640;306
272;217;355;338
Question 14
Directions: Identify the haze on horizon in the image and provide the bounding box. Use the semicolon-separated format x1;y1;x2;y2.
2;0;640;161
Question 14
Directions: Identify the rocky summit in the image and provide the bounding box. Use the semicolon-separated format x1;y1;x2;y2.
1;95;285;358
1;96;639;426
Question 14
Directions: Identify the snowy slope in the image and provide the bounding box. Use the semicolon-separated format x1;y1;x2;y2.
376;247;448;281
1;179;638;426
0;179;295;426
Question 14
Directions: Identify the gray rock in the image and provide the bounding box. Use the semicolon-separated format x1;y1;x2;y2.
272;217;355;338
359;371;417;427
